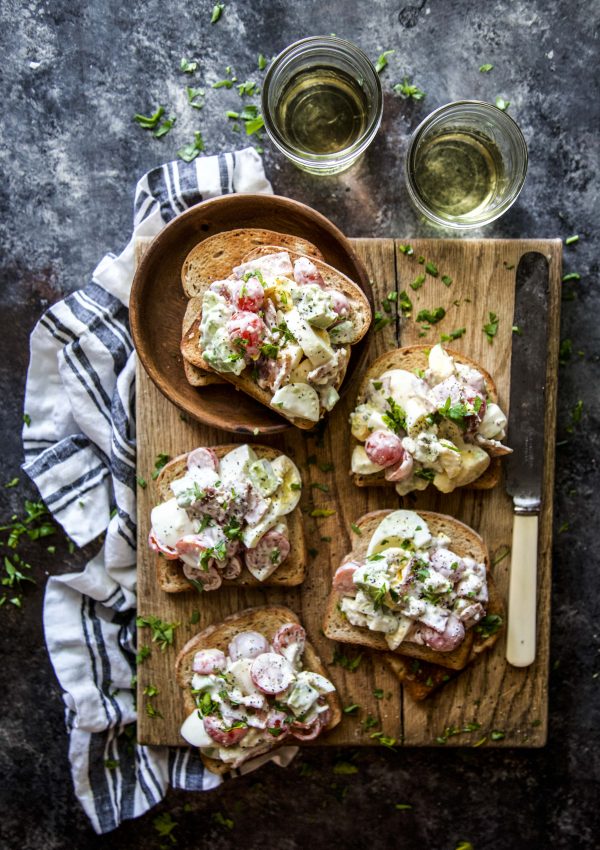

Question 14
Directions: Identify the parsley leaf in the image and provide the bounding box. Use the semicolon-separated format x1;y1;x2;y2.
495;95;510;111
382;397;406;433
398;289;413;317
375;50;394;74
186;86;205;109
180;58;198;74
211;2;224;23
479;63;494;72
416;307;445;325
393;78;425;100
440;327;466;342
258;53;268;70
483;311;499;343
153;116;176;138
134;106;165;129
177;131;205;163
410;273;426;291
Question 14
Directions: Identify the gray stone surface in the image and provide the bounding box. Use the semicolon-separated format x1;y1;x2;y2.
0;1;598;848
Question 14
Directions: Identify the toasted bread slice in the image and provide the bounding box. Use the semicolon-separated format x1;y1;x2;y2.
322;509;495;671
352;346;502;490
181;255;371;429
175;605;342;773
154;445;306;593
181;229;324;298
382;574;504;698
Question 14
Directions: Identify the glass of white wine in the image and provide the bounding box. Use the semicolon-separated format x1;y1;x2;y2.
261;36;383;175
405;100;528;228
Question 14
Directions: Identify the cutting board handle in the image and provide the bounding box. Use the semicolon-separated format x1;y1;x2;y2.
506;513;538;667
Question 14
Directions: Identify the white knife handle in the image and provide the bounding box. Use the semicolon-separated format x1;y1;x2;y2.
506;513;538;667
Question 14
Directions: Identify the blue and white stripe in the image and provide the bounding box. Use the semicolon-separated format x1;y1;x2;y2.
24;149;272;833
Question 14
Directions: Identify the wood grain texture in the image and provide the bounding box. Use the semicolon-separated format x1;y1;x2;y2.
136;237;561;749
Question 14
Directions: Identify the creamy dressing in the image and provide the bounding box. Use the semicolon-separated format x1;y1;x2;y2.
199;252;360;421
350;344;510;494
336;510;489;650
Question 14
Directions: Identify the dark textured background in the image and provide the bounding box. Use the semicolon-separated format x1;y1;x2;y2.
1;1;598;848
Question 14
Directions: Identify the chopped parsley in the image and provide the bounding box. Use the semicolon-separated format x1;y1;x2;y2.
490;729;505;741
134;106;165;129
177;131;205;163
343;703;360;714
414;468;435;482
441;274;453;287
153;116;176;138
440;327;465;342
237;80;259;97
483;311;499;343
399;244;414;255
393;78;426;100
474;614;503;639
375;50;394;74
398;289;413;316
566;399;584;433
479;63;494;72
495;96;510;111
333;761;359;775
382;397;406;433
136;475;147;489
309;508;336;518
136;615;179;651
23;413;31;426
562;272;581;282
186;86;205;109
373;688;384;700
153;813;178;842
260;342;279;359
258;53;268;70
425;261;438;277
151;453;170;480
211;2;224;23
136;645;151;664
332;648;363;671
410;273;426;291
351;523;363;536
512;325;523;335
565;235;579;246
310;482;330;492
180;58;198;74
416;307;445;325
374;310;392;332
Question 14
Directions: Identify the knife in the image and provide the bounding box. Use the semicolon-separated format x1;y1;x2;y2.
505;252;550;668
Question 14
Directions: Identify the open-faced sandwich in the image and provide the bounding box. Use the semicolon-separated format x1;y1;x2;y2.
350;343;512;495
149;444;306;593
176;606;342;772
323;509;504;671
180;228;325;388
180;230;371;428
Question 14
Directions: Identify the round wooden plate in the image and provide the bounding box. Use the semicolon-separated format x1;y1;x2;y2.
130;193;374;434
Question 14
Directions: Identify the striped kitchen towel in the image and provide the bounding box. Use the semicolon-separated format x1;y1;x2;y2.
21;149;280;834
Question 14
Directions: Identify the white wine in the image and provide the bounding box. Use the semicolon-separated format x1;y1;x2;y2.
412;130;506;220
275;68;369;155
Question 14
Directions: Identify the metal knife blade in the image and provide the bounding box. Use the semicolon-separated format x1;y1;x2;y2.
505;251;550;668
505;252;550;510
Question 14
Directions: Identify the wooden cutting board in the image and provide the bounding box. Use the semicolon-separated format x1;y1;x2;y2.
136;237;561;749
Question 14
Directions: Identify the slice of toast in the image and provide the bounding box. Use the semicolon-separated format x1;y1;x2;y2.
322;509;497;671
175;605;342;774
382;574;504;698
351;346;502;490
154;445;306;593
181;254;371;429
181;229;325;298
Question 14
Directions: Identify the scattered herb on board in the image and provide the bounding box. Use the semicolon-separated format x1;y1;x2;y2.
258;53;268;70
310;482;330;493
375;50;394;74
395;803;413;811
134;106;165;129
4;478;19;488
310;508;336;518
492;545;510;566
145;701;163;718
213;65;238;88
136;475;147;489
211;2;224;23
136;645;151;664
474;614;503;638
343;703;360;714
416;307;445;325
374;311;392;332
440;327;465;342
495;96;510;110
177;131;205;163
425;261;438;277
483;311;499;343
562;272;580;282
490;729;505;741
351;523;363;535
370;731;397;749
361;714;378;730
319;461;335;473
558;521;569;534
399;244;414;255
151;453;170;480
512;325;523;335
441;274;452;287
237;80;260;97
136;615;179;650
332;647;363;671
398;290;413;316
180;58;198;74
143;684;159;697
565;235;579;245
393;78;426;100
479;63;494;72
410;274;426;291
373;688;384;700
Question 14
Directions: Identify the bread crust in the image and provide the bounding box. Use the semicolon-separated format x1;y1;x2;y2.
322;509;501;671
181;229;325;298
175;605;342;773
351;345;503;490
180;246;372;428
153;445;306;593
